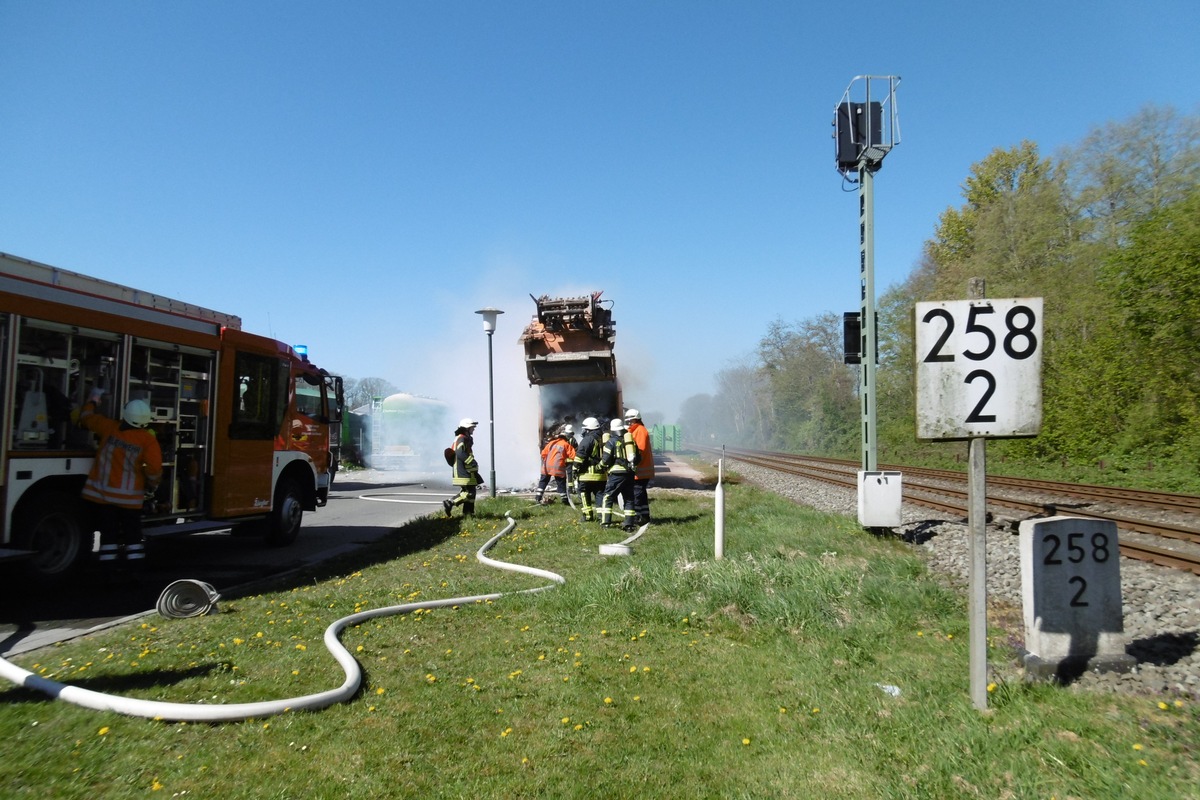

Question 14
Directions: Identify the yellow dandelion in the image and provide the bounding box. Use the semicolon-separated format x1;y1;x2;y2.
561;717;571;724
292;670;299;676
356;645;364;653
779;707;787;714
368;706;376;712
376;687;385;695
812;707;820;714
1157;701;1169;710
151;779;163;791
1138;759;1148;766
1175;700;1184;708
630;666;637;673
98;727;110;736
987;683;997;693
574;723;583;731
917;631;923;637
633;695;641;702
946;634;953;640
263;723;270;730
604;697;613;705
233;638;244;645
742;738;751;746
643;666;650;673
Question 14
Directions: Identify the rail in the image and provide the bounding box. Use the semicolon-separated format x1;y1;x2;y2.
693;445;1200;576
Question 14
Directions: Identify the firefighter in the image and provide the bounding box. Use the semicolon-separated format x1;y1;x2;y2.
570;417;607;521
77;389;162;565
624;408;655;524
443;418;483;517
534;424;576;505
598;417;640;531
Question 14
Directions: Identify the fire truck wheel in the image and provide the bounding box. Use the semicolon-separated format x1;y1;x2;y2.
265;478;304;547
15;490;87;582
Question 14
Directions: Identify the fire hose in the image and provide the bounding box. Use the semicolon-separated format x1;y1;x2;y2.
0;513;563;723
156;579;221;618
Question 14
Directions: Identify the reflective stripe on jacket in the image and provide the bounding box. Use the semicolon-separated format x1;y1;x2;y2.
600;430;638;474
80;403;163;509
452;433;480;486
571;431;607;482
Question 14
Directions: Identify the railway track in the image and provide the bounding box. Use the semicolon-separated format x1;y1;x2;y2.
693;445;1200;576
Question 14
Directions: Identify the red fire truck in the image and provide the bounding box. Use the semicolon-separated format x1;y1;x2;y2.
0;252;344;581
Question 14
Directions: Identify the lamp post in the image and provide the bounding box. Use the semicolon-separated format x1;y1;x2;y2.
475;307;504;497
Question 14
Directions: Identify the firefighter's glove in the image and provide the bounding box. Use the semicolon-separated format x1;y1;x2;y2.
88;387;104;404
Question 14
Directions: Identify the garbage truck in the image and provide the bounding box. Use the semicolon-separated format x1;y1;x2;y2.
518;292;621;441
0;252;344;581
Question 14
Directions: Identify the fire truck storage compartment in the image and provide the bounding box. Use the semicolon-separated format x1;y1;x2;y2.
12;319;123;451
129;342;214;517
7;316;216;519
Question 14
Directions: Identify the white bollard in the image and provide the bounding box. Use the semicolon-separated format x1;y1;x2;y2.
715;458;725;560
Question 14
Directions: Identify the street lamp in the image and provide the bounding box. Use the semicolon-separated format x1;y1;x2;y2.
475;307;504;497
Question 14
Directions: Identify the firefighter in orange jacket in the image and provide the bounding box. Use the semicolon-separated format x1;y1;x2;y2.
534;425;576;504
624;408;655;525
78;389;162;564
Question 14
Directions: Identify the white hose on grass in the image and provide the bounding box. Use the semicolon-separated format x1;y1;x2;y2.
0;513;562;723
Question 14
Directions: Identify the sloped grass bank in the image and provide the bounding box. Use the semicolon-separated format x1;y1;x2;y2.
1;485;1195;799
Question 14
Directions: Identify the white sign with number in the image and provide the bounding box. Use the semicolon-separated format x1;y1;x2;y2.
915;297;1043;440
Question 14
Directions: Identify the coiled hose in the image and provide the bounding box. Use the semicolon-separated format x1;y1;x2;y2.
0;513;562;723
156;579;221;618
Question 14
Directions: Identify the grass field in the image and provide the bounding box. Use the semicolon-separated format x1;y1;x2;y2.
1;482;1196;799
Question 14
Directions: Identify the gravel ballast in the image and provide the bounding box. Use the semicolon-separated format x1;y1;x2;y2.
728;461;1200;699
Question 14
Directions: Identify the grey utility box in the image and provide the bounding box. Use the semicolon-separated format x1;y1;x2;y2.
857;470;902;528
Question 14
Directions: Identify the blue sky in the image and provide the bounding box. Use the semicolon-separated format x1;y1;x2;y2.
3;1;1198;446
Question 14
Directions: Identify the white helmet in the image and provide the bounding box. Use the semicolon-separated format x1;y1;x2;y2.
122;399;153;428
458;417;479;428
609;418;625;432
624;408;640;421
561;424;574;435
582;417;600;431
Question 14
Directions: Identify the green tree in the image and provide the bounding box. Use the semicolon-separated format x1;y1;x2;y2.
757;313;857;455
1066;104;1200;248
1099;188;1200;466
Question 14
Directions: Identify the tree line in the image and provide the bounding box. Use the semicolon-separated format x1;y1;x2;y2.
681;105;1200;489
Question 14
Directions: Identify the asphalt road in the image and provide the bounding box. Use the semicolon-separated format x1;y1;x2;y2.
0;470;470;657
0;455;707;659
